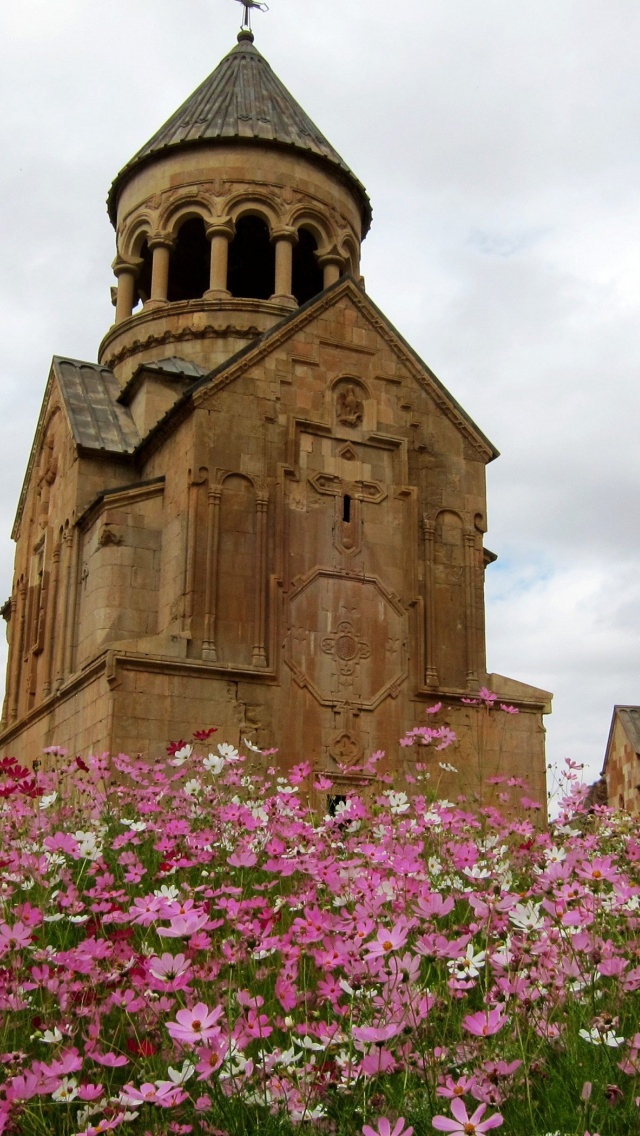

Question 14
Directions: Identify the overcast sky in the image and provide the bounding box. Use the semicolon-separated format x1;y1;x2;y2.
1;0;639;786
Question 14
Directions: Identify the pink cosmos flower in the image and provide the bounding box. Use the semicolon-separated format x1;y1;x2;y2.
157;910;209;937
75;1118;128;1136
148;952;191;981
87;1049;129;1067
437;1074;478;1099
353;1022;403;1044
166;1002;224;1044
365;920;409;957
432;1099;503;1133
462;1008;506;1037
0;922;32;952
363;1119;414;1136
227;850;258;868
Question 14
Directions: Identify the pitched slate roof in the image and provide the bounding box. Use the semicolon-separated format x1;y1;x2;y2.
140;357;208;379
107;32;371;233
53;357;139;453
602;704;640;775
617;707;640;754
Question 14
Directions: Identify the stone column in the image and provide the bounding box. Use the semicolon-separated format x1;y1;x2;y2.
6;586;24;723
318;248;344;289
270;228;298;307
42;538;61;697
148;233;175;305
202;486;222;662
252;492;269;667
464;531;478;685
112;257;140;324
423;518;439;688
205;221;235;298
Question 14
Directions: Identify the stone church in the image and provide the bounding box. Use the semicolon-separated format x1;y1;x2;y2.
0;27;551;801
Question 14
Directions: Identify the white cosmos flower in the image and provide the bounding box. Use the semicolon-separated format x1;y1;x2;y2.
438;762;458;773
463;865;491;880
447;943;486;978
294;1035;326;1051
39;1027;63;1043
165;1061;196;1084
52;1076;78;1102
120;818;147;831
183;778;202;797
218;742;240;761
168;744;193;766
509;901;545;932
153;884;181;902
39;792;57;810
73;831;103;860
244;739;262;753
579;1027;625;1047
204;754;225;774
382;790;410;814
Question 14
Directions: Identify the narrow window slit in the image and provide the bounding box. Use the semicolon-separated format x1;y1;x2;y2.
343;494;351;523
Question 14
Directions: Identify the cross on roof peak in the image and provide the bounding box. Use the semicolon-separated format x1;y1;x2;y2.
233;0;269;33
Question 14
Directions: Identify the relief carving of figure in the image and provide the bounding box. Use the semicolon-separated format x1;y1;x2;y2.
336;385;364;427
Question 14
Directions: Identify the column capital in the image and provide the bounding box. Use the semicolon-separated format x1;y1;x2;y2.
270;226;298;247
205;219;236;242
111;255;142;279
147;231;176;252
317;245;344;270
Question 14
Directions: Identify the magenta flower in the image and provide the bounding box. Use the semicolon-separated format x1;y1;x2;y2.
462;1008;506;1037
353;1022;403;1044
365;920;409;957
0;922;32;952
362;1117;413;1136
157;910;209;937
166;1002;224;1044
432;1099;503;1133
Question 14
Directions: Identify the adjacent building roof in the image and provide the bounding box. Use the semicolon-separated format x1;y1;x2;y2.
53;358;139;454
602;704;640;774
107;32;371;233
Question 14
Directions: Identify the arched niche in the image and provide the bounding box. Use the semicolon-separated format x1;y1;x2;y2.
168;217;210;302
227;215;275;300
292;227;324;305
433;510;467;689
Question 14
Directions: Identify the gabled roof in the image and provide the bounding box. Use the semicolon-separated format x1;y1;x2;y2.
107;32;371;233
137;276;499;465
12;358;140;538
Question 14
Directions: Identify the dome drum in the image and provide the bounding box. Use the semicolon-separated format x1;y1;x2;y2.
107;144;362;382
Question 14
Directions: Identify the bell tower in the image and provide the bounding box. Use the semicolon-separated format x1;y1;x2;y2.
101;28;371;391
0;25;551;809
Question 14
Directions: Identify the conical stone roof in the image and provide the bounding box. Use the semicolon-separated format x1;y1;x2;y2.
108;32;371;233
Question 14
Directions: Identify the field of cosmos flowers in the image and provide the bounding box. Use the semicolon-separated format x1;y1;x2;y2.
0;697;638;1136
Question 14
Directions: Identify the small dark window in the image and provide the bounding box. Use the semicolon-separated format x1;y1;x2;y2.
228;216;275;300
292;228;324;305
327;794;347;817
342;494;351;523
168;218;210;302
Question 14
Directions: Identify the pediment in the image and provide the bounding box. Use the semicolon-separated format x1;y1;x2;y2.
189;277;498;463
